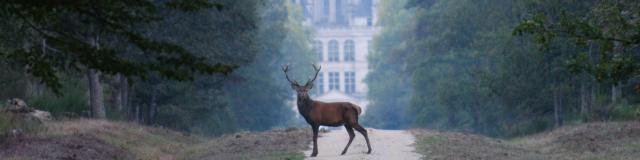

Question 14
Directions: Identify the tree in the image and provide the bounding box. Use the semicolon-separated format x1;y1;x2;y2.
126;0;314;135
366;0;608;137
514;0;640;120
363;0;415;129
225;0;315;131
0;0;233;119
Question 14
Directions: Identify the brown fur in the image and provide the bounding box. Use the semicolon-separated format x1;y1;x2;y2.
283;65;372;157
354;104;362;115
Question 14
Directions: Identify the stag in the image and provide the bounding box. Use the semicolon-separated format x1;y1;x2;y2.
283;64;372;157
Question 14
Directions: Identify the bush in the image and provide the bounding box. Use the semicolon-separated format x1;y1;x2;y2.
29;79;89;118
611;104;640;121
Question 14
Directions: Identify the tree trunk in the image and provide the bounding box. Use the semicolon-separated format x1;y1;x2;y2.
132;105;141;123
471;108;481;133
553;88;563;127
113;75;123;112
611;41;623;104
113;74;128;112
122;77;129;110
149;89;157;125
611;83;619;104
88;69;106;119
558;93;564;126
26;40;47;97
591;82;598;109
580;80;587;117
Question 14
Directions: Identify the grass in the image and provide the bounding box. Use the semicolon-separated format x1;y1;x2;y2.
412;121;640;160
41;120;198;159
264;151;306;160
0;119;310;160
177;128;310;160
0;112;44;139
624;143;640;151
421;135;446;145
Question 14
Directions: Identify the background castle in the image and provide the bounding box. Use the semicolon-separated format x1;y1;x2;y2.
293;0;380;114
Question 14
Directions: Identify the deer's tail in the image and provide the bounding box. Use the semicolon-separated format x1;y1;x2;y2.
353;104;362;116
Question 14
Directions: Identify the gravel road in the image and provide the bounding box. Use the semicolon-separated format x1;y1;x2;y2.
304;129;422;160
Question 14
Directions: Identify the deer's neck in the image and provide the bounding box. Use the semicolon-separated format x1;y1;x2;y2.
296;95;314;118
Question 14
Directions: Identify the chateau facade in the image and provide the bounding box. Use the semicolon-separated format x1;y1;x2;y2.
294;0;380;114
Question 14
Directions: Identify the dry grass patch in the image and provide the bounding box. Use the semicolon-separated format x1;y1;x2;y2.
411;129;541;160
0;134;134;160
413;121;640;160
0;119;311;160
43;119;201;160
513;121;640;160
179;128;310;160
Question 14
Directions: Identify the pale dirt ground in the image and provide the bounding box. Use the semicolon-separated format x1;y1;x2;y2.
303;129;422;160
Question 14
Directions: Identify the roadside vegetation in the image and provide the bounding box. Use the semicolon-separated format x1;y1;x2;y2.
0;0;313;136
0;119;310;160
366;0;640;138
413;121;640;160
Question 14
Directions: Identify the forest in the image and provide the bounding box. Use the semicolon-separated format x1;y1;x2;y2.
0;0;639;140
2;0;640;159
0;0;315;136
364;0;640;137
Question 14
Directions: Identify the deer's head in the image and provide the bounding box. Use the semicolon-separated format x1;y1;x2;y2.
282;64;321;97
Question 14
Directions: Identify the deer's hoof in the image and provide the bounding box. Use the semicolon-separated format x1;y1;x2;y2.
341;151;346;155
310;152;318;157
367;150;372;154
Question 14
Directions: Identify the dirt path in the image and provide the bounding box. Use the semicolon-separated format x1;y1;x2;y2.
303;129;422;160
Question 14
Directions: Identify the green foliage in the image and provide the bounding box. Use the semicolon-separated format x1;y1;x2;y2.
363;0;414;129
610;104;640;121
0;62;30;99
0;0;233;94
367;0;640;137
225;0;314;131
514;0;640;84
0;0;313;136
126;0;314;135
29;77;90;118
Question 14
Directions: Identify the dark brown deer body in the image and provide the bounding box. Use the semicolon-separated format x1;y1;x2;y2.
284;65;372;157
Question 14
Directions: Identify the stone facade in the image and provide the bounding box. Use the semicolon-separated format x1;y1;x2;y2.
293;0;380;115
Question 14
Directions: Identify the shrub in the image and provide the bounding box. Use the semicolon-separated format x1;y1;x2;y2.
29;79;89;118
611;104;640;121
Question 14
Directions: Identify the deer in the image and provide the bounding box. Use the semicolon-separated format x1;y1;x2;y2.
283;64;372;157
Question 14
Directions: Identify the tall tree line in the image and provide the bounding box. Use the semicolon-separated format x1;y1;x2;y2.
0;0;314;135
365;0;640;137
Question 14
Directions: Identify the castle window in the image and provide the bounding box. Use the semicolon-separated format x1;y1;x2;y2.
344;72;356;94
313;41;323;61
344;40;355;61
328;40;339;62
328;72;340;91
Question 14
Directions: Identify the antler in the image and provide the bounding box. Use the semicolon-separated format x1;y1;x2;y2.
305;64;322;86
282;64;300;85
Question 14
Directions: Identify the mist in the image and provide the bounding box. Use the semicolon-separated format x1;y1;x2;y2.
1;0;639;139
363;0;640;138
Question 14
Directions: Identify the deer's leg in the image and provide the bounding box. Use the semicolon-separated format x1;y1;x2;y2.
341;125;356;155
311;125;319;157
353;124;372;154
